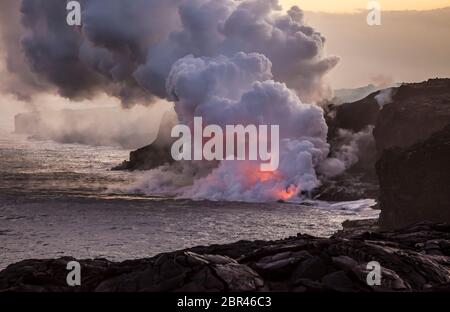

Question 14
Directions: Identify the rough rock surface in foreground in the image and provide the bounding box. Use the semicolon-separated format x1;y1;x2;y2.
1;223;450;292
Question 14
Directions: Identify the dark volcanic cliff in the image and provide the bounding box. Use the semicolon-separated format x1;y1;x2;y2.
377;124;450;229
374;79;450;152
326;91;381;135
112;140;174;171
374;79;450;229
112;112;176;171
317;90;384;201
324;79;450;225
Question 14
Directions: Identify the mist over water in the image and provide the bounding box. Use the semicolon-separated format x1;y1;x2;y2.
13;102;175;149
0;131;134;199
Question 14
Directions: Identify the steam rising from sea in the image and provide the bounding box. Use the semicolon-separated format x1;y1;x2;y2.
0;0;372;203
0;132;379;269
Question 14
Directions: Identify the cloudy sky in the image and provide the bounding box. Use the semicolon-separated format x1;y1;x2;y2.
282;0;450;12
305;6;450;88
279;0;450;88
0;0;449;113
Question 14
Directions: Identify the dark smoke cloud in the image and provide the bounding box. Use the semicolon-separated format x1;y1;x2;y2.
0;0;48;101
20;0;103;100
0;0;337;106
19;0;178;105
132;51;330;201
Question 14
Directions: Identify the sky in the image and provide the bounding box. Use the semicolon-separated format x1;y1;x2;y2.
306;7;450;88
281;0;450;12
0;0;449;115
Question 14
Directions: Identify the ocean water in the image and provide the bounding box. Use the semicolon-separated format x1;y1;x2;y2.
0;131;379;269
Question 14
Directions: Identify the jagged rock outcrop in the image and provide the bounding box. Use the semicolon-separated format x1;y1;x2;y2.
112;113;177;171
377;124;450;229
321;79;450;205
374;78;450;152
331;84;384;106
1;223;449;292
312;173;379;202
326;91;382;136
318;91;385;201
326;78;450;159
374;79;450;229
112;141;174;171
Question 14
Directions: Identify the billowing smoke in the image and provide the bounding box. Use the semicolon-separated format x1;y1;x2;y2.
129;52;330;202
136;0;339;102
319;126;376;178
0;0;48;101
0;0;341;202
0;0;337;105
16;0;180;105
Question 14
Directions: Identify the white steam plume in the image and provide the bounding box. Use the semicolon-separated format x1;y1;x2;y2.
0;0;342;202
319;126;376;178
130;53;330;202
375;88;396;108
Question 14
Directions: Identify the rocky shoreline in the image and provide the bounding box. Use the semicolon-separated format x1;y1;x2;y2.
1;222;449;292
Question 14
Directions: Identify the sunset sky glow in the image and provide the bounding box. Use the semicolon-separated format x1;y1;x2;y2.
281;0;450;13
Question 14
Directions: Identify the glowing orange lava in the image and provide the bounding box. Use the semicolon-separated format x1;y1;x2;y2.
254;170;280;182
244;165;299;201
274;185;299;201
